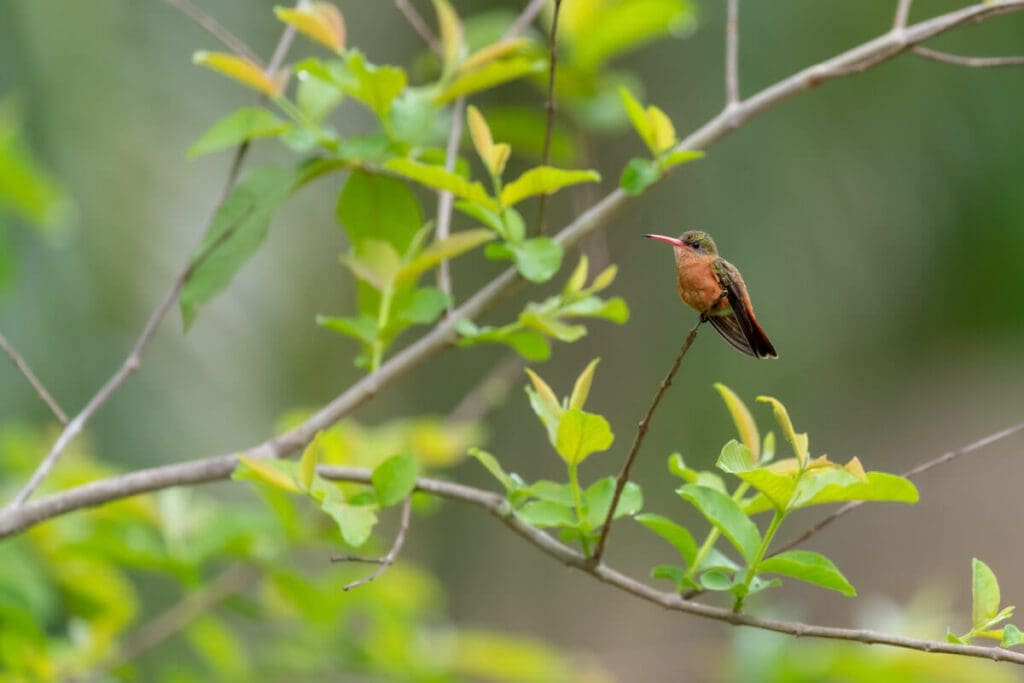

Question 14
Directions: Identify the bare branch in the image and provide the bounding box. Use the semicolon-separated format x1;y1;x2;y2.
0;331;67;425
911;46;1024;68
5;24;299;509
395;0;442;54
163;0;263;65
334;496;413;590
893;0;913;31
590;319;704;564
503;0;549;41
3;0;1022;530
725;0;740;106
435;97;465;306
534;0;564;236
774;420;1024;555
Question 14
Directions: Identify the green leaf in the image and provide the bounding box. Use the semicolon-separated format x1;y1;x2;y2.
234;456;301;493
700;570;734;592
973;558;1001;630
563;255;589;296
344;51;406;115
582;478;642;528
716;440;756;475
336;170;423;252
635;513;697;566
651;564;694;591
180;166;298;328
619;157;661;195
432;0;464;73
568;0;696;71
298;434;322;491
789;472;917;512
619;87;655;153
316;314;378;344
520;310;586;343
457;320;552;362
396;287;450;325
396;229;495;285
500;167;600;207
660;149;704;170
454;200;504;233
668;453;727;493
435;57;545;104
188;107;289;158
756;396;808;466
734;469;796;512
759;550;856;597
561;295;630;324
321;499;378;546
386;158;496;210
1003;624;1023;648
555;408;614;465
714;383;760;461
677;484;761;564
468;448;516;492
296;71;344;123
340;239;402;291
371;453;420;507
492;237;563;283
517;500;576;527
947;628;968;645
569;358;600;410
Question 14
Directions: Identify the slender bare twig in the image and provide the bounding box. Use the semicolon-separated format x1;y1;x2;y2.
395;0;442;54
0;331;67;425
773;420;1024;555
334;496;412;590
449;353;524;423
590;318;704;565
436;97;465;306
5;24;298;509
502;0;549;41
163;0;263;64
2;0;1022;533
725;0;740;106
911;46;1024;68
534;0;563;236
894;0;913;30
96;563;258;677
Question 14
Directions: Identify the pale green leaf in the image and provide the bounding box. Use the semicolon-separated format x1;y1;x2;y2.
386;158;496;209
678;484;761;564
756;396;808;466
500;166;600;207
188;107;289;158
517;500;575;527
468;448;516;492
555;408;614;465
759;550;856;596
372;453;420;507
435;57;545;104
974;558;1001;630
568;358;600;410
636;513;697;566
714;383;760;461
321;499;378;546
396;228;495;285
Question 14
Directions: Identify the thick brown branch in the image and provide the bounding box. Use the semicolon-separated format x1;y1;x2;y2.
334;496;412;590
0;331;67;425
590;319;703;564
911;46;1024;68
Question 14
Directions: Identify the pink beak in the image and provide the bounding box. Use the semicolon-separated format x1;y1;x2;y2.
644;233;684;247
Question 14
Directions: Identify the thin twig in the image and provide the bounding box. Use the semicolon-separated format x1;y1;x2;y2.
163;0;263;64
894;0;913;30
449;353;524;423
436;97;465;307
911;46;1024;68
335;496;412;590
590;318;704;565
773;420;1024;555
534;0;563;236
395;0;442;54
0;331;67;425
3;0;1023;535
725;0;740;106
5;23;298;509
502;0;549;41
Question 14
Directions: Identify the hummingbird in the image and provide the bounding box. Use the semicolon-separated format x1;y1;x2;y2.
645;230;777;359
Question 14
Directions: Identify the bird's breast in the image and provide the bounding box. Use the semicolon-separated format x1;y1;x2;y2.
675;258;727;314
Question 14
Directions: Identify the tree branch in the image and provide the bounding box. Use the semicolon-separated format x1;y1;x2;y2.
334;496;412;590
725;0;740;106
590;318;704;564
395;0;442;54
503;0;549;41
163;0;264;65
4;23;298;510
0;331;67;425
435;97;465;306
894;0;913;31
534;0;563;236
911;46;1024;68
773;420;1024;555
3;0;1021;529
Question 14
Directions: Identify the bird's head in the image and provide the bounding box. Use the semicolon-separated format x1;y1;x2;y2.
644;230;718;257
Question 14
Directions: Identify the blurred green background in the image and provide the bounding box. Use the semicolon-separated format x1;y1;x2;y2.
2;0;1024;680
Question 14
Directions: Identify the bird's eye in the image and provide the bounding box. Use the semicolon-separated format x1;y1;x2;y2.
689;242;701;250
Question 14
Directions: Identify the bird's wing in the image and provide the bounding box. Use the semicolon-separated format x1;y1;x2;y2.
710;259;777;359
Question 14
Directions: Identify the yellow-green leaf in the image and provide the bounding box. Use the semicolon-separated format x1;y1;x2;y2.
395;229;495;285
193;52;285;97
524;368;561;418
236;455;301;493
435;57;544;104
619;86;655;153
500;166;600;207
299;434;323;491
973;558;1002;630
432;0;463;72
339;239;401;291
386;158;497;210
459;37;531;73
714;383;759;463
275;3;345;53
647;105;676;154
563;254;589;295
590;264;617;292
569;358;600;411
556;408;614;465
467;106;510;178
757;395;808;466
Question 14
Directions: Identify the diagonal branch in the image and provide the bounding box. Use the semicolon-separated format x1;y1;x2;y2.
4;21;299;509
725;0;740;106
534;0;564;236
395;0;442;54
911;46;1024;68
163;0;263;65
0;331;67;425
333;496;413;590
435;97;465;305
2;0;1022;530
590;318;704;565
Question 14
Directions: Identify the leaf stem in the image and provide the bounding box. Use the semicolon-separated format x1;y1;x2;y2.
371;286;395;372
568;462;591;556
685;482;749;583
733;508;785;611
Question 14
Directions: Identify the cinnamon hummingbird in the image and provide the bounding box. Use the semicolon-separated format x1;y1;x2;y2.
645;230;777;359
